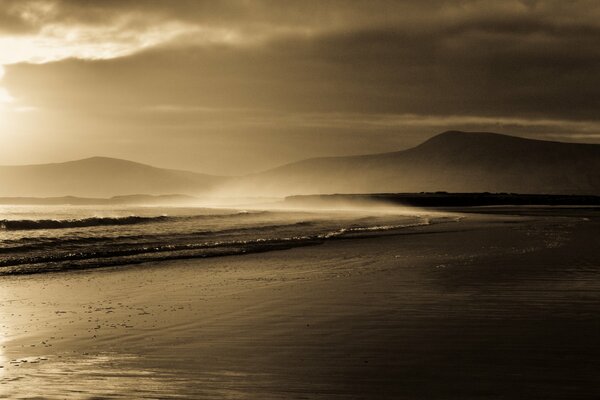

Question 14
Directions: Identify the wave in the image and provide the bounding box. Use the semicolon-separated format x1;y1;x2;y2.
0;220;315;253
0;218;438;275
0;215;171;231
0;211;268;231
319;219;431;238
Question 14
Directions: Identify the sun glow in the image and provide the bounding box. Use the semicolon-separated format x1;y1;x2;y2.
0;88;14;104
0;66;14;111
0;66;14;135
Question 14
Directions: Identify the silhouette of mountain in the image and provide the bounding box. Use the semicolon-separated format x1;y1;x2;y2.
0;157;223;197
228;131;600;195
1;132;598;197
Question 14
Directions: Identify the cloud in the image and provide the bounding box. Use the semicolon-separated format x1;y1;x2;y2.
1;0;599;172
1;1;595;62
6;15;599;121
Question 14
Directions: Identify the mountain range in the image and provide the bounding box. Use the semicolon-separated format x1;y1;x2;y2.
1;131;598;197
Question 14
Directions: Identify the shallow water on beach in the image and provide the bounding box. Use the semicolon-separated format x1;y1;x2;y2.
0;352;293;399
0;210;598;399
0;205;435;275
1;353;204;399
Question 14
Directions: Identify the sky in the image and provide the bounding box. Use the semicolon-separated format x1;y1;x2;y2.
0;0;599;175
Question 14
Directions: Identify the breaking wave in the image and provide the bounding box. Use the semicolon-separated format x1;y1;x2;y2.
0;203;460;276
0;211;266;231
0;218;439;275
0;216;170;230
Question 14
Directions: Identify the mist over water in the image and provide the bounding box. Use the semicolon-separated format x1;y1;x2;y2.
0;202;443;275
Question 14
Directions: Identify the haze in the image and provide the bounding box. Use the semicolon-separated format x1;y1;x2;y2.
1;0;600;175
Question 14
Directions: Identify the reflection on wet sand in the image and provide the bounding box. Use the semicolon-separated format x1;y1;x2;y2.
1;353;183;399
1;210;599;399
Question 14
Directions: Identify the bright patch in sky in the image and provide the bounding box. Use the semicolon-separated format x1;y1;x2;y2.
0;88;13;103
0;22;194;65
0;66;13;104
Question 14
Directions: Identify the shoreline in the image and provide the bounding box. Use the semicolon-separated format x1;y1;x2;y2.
0;212;454;277
1;210;599;398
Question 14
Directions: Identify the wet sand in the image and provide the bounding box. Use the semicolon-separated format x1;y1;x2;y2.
1;210;599;399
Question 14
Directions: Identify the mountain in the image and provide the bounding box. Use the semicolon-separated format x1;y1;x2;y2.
2;132;598;198
0;157;223;197
224;131;600;196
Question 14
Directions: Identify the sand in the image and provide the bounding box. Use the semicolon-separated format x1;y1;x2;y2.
1;210;599;399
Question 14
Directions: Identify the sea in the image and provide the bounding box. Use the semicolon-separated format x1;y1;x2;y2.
0;204;436;275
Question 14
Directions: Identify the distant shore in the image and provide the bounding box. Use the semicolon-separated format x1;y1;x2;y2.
286;192;600;208
2;192;600;207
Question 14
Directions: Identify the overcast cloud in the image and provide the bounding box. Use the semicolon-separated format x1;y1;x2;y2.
0;0;598;174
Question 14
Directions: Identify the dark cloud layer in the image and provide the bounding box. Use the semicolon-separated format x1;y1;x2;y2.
7;17;600;119
0;0;599;173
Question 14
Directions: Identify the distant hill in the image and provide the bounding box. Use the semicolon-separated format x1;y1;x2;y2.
1;132;598;197
224;131;600;196
0;157;223;197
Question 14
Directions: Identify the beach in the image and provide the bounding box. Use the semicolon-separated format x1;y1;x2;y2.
1;209;599;399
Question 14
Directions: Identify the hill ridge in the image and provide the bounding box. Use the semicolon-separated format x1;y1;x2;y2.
224;131;600;196
1;131;598;197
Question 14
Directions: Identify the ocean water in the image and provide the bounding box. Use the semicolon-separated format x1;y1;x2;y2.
0;205;432;275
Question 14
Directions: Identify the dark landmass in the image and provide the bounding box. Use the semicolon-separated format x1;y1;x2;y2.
0;157;224;198
286;192;600;208
242;131;600;196
1;131;599;197
0;194;199;206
